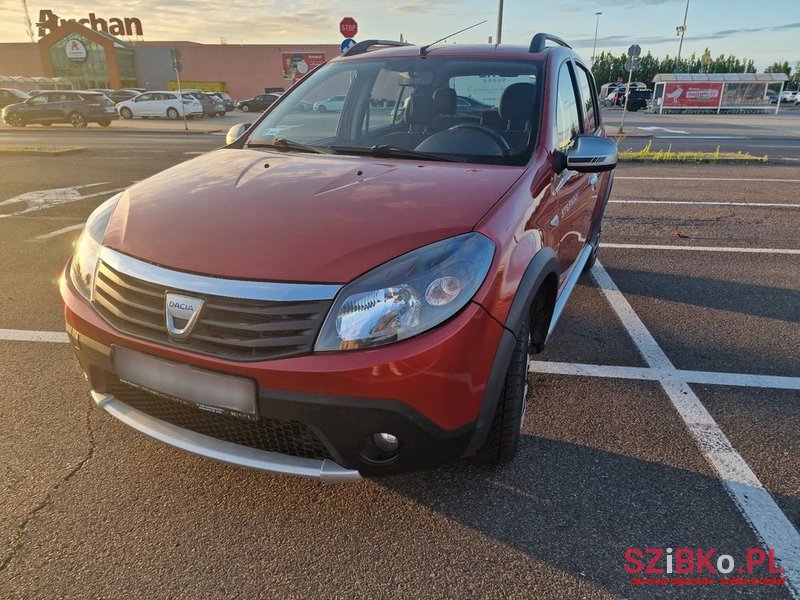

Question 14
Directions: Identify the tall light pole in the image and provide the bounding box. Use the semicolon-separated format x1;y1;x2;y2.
675;0;690;72
495;0;504;44
591;12;602;65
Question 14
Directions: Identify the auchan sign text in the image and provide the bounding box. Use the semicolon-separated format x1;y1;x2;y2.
37;10;143;38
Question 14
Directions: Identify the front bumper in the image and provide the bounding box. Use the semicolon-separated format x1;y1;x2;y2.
92;390;361;482
61;266;506;478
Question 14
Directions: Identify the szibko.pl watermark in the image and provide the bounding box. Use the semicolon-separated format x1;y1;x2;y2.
624;547;786;587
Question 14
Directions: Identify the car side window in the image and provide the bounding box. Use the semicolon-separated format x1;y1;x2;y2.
574;65;598;132
555;62;581;150
29;94;48;105
136;93;151;102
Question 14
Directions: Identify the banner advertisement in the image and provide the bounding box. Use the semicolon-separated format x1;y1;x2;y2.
168;81;228;92
661;82;724;108
282;52;326;81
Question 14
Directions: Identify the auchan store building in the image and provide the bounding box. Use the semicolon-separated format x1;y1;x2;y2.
0;13;341;100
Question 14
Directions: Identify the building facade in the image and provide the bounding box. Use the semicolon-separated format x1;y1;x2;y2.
0;22;342;100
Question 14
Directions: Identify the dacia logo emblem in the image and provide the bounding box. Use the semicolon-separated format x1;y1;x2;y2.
164;292;204;340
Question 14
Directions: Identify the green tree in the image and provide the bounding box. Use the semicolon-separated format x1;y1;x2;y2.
590;49;757;87
765;60;791;76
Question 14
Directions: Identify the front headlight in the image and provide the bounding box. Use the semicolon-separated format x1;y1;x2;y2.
315;233;495;351
70;193;122;300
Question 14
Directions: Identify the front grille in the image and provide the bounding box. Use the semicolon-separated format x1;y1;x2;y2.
109;379;332;460
92;259;332;361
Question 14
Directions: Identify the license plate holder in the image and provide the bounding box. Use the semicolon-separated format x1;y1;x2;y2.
112;346;257;419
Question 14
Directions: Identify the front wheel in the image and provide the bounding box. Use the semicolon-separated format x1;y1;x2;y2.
241;104;250;112
69;112;87;128
317;105;327;113
119;107;133;120
166;107;180;120
97;119;111;127
7;113;25;127
476;317;530;465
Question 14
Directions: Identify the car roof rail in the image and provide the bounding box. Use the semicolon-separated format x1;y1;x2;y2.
529;33;572;53
344;39;411;56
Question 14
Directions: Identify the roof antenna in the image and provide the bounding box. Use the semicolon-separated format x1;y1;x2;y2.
420;20;487;56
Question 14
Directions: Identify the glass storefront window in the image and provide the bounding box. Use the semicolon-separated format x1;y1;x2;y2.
49;35;111;89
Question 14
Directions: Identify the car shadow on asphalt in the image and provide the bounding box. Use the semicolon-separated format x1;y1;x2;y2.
606;267;800;324
380;436;794;599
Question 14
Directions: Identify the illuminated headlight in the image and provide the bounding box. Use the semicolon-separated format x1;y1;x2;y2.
70;193;122;300
315;233;495;351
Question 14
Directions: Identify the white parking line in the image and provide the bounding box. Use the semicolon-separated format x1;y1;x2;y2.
603;243;800;255
0;329;68;343
610;200;800;208
30;223;84;241
0;184;123;219
531;361;800;390
591;261;800;598
654;135;750;140
616;177;800;183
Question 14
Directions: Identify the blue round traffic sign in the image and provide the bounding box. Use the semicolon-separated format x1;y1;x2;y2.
341;38;357;53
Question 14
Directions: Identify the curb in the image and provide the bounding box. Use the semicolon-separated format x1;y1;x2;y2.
0;128;224;135
609;133;653;139
0;146;86;155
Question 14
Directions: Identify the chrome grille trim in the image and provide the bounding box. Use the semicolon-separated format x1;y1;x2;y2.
92;247;338;361
98;247;341;302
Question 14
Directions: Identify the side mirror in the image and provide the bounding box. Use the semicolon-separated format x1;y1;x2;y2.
226;123;251;145
554;135;617;174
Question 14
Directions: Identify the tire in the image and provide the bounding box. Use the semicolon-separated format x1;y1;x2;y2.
41;122;52;127
7;113;25;127
166;107;179;120
69;112;87;128
476;316;530;465
120;107;133;120
97;119;111;127
317;105;327;113
241;104;250;112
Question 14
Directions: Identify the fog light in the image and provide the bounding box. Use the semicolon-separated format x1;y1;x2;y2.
373;432;400;453
359;432;401;465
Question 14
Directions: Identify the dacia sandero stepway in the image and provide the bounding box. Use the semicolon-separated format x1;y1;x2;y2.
61;33;617;482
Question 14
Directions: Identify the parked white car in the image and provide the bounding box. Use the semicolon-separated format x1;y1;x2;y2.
117;91;203;120
312;95;346;112
779;90;797;103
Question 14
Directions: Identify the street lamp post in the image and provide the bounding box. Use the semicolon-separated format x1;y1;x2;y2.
591;12;602;65
495;0;504;44
675;0;690;72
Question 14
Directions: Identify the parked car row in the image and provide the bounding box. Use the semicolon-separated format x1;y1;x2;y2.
0;90;118;127
117;91;204;120
767;90;800;104
0;89;236;126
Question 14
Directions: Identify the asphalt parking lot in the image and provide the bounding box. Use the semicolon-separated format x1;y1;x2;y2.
0;132;798;598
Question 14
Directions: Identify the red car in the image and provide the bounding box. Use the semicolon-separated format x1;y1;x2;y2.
61;33;616;482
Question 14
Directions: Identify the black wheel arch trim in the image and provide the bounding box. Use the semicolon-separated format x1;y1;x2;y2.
465;246;559;455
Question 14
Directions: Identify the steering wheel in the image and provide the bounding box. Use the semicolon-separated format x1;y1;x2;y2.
447;123;511;156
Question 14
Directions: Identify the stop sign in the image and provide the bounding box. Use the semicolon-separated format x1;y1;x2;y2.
339;17;358;38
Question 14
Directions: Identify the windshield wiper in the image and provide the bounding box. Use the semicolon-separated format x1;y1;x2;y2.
246;138;332;154
329;144;458;162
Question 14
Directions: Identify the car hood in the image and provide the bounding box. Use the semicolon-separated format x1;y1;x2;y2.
103;148;523;283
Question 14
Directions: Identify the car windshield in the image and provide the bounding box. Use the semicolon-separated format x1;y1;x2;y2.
246;57;542;165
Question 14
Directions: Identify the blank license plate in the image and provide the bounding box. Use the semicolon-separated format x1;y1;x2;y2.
112;346;257;418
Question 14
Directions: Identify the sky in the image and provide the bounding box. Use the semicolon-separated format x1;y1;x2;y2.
0;0;798;70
